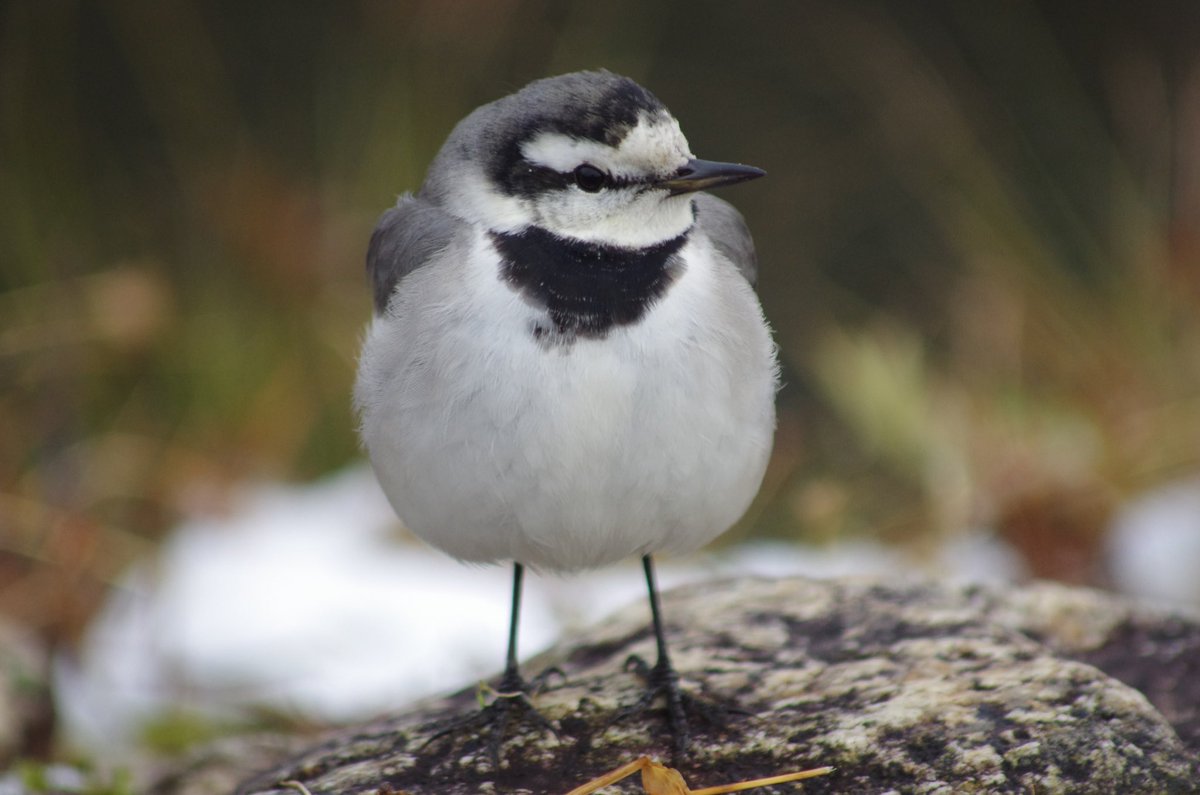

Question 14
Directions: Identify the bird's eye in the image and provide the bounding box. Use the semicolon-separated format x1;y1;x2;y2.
573;164;608;193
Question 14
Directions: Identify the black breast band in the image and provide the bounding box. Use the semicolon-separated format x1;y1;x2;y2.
491;226;687;340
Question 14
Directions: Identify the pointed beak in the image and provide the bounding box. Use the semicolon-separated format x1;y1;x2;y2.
659;158;766;196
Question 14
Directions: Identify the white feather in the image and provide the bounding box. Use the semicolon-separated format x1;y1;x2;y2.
520;113;691;178
355;227;777;572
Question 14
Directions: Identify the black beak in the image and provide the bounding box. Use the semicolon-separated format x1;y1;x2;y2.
659;158;766;196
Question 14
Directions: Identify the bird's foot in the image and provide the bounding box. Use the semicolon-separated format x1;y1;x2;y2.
420;666;564;771
612;654;746;762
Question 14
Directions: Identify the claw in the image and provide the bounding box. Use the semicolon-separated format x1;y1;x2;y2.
421;669;563;771
611;654;746;762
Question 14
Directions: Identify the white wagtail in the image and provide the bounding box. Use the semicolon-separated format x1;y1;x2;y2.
354;70;776;758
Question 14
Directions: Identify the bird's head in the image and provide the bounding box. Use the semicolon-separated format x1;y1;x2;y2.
421;70;763;248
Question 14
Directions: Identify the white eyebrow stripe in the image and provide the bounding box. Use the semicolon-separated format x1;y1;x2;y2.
520;113;692;179
521;133;614;173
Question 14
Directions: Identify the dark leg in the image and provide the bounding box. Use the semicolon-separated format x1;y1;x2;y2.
639;554;691;755
643;555;673;673
496;562;562;691
498;562;525;691
612;555;744;761
421;562;560;769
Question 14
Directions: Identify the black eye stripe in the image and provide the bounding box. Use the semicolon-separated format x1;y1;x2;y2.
572;172;648;192
502;160;650;198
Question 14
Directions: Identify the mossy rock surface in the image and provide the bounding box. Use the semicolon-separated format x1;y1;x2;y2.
156;578;1198;795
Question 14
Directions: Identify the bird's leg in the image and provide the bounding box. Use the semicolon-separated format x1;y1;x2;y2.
491;561;565;698
421;562;561;769
498;560;528;692
637;554;691;753
615;556;744;761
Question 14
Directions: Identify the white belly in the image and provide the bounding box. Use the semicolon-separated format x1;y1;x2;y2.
355;233;777;572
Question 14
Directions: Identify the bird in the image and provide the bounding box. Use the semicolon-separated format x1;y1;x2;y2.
354;70;777;760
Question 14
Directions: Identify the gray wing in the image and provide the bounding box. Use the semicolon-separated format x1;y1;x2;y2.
367;194;462;313
693;192;758;287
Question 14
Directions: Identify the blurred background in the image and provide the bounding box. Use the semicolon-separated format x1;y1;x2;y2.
3;0;1200;777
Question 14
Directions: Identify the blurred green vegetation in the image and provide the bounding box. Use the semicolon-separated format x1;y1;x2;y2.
10;761;133;795
2;0;1200;690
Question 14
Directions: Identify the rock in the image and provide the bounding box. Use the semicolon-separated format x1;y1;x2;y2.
214;577;1198;794
979;580;1200;756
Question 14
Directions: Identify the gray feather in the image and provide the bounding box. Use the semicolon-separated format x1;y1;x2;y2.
367;194;461;313
694;193;758;286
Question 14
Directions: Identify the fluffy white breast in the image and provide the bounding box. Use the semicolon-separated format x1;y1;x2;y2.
355;225;778;572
